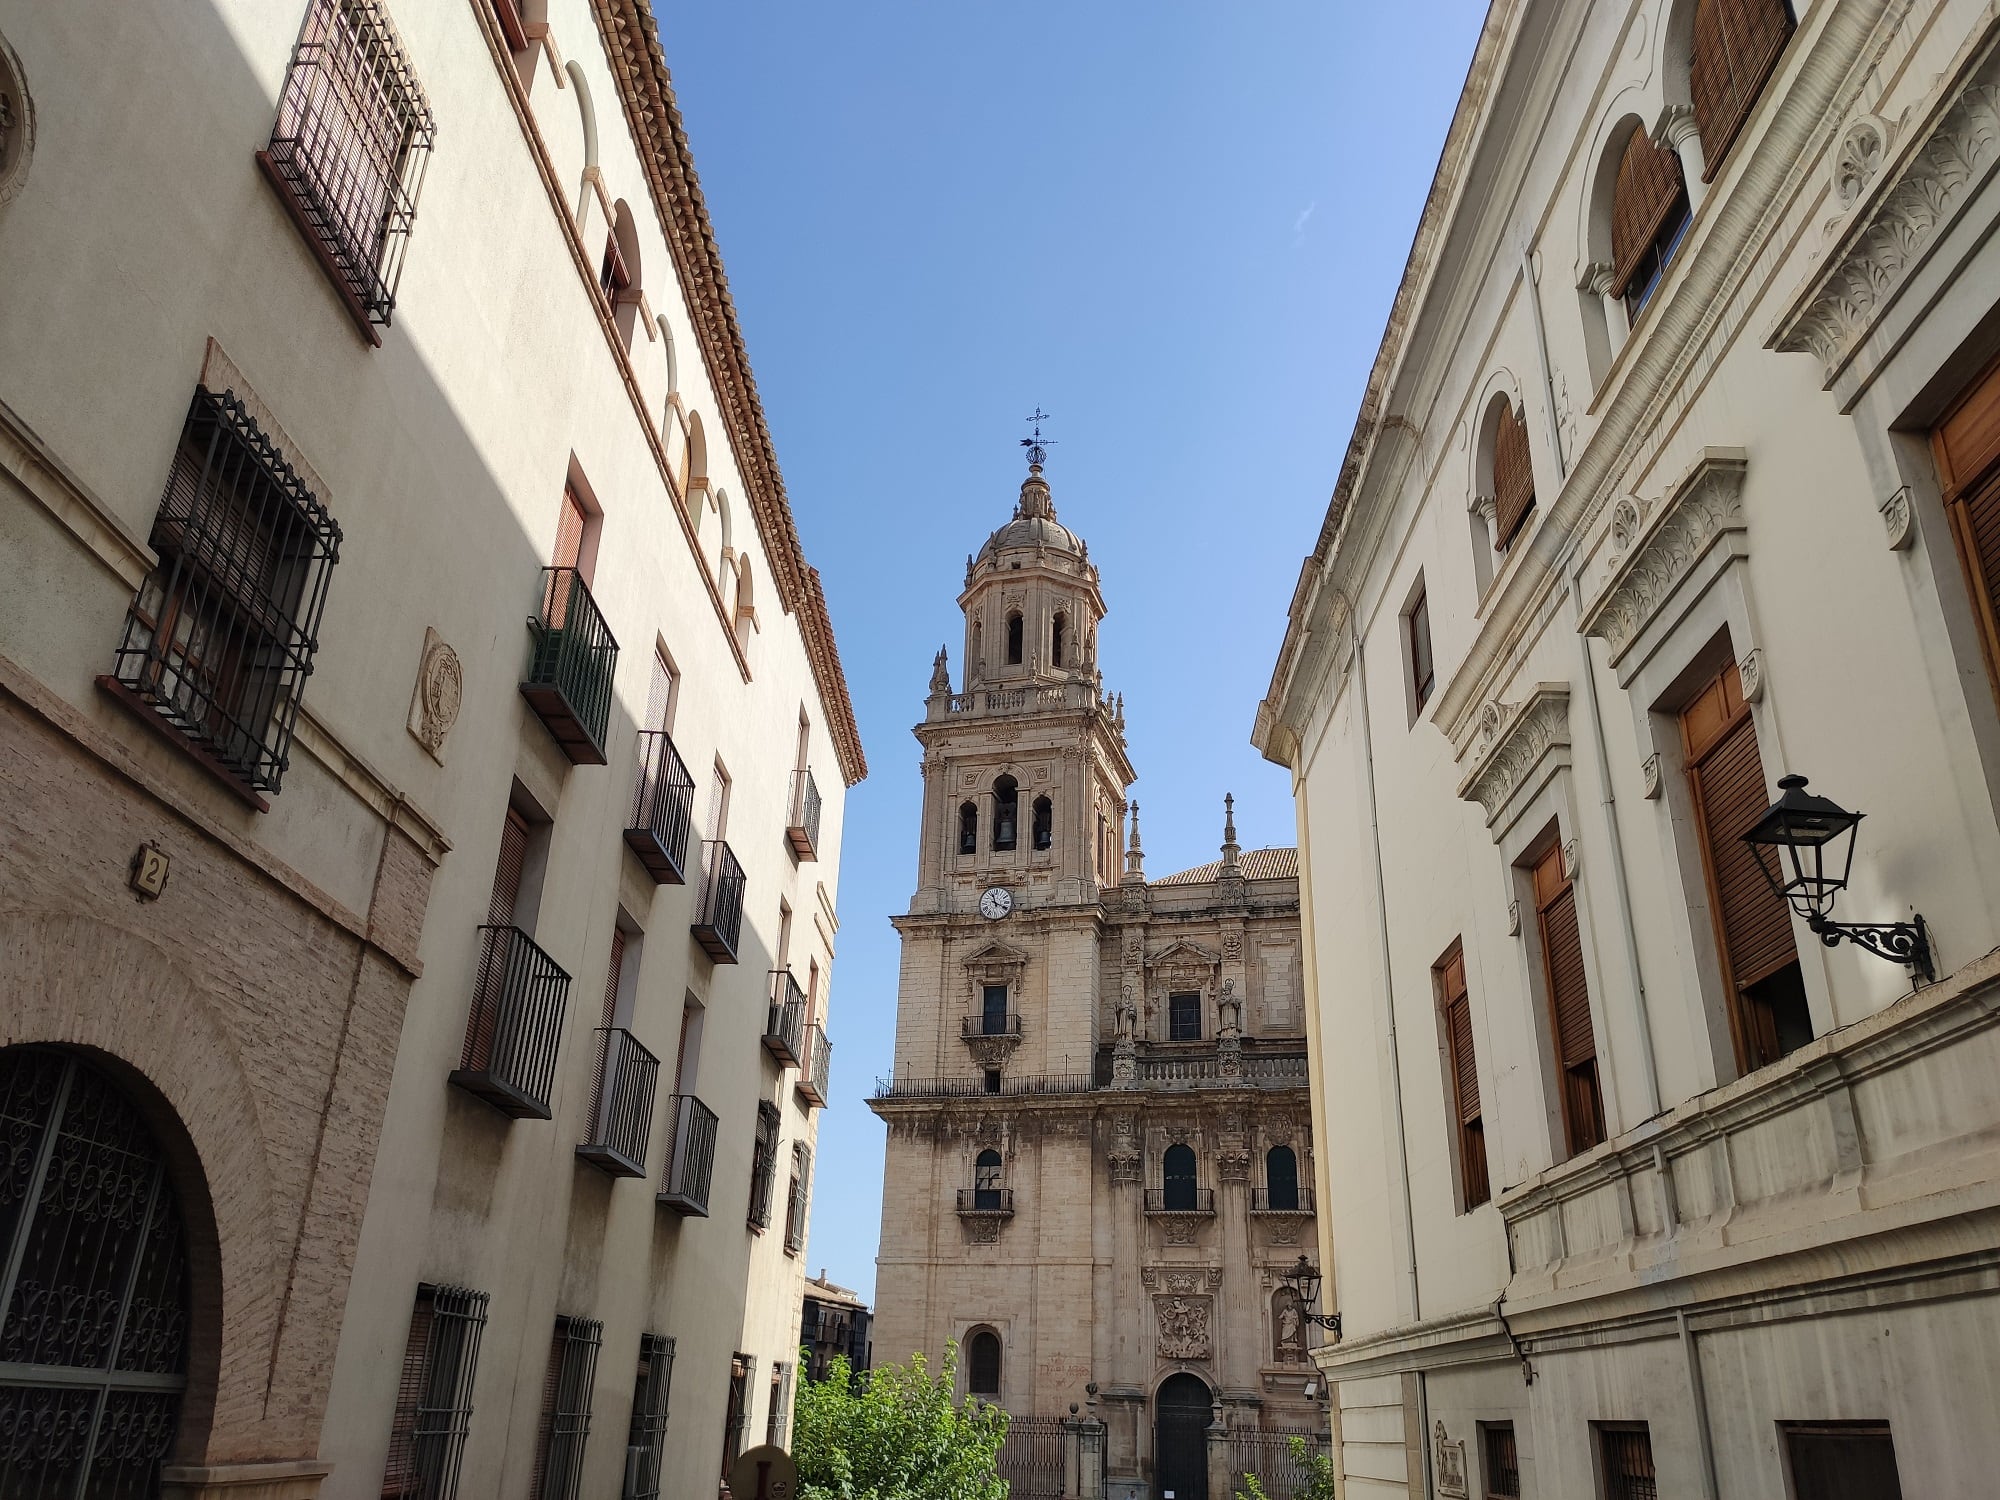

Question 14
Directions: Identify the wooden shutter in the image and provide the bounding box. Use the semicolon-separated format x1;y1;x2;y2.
530;1322;567;1500
600;929;626;1029
554;487;588;575
1611;127;1688;297
1493;407;1536;548
1438;946;1490;1209
1937;352;2000;706
381;1290;435;1500
1691;0;1794;180
1535;844;1604;1154
490;808;530;928
1409;587;1435;709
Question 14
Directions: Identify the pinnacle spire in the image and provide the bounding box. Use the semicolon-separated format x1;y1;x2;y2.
1123;800;1145;884
929;645;951;696
1222;792;1240;870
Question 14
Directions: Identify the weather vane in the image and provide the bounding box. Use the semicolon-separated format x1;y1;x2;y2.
1021;407;1055;468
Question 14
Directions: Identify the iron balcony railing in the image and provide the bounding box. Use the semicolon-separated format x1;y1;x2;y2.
872;1072;1093;1100
764;971;806;1066
786;768;822;859
657;1094;718;1217
1251;1186;1316;1214
961;1013;1022;1040
625;729;695;883
1143;1188;1216;1216
577;1028;660;1179
521;566;618;765
691;839;746;963
797;1024;830;1108
451;925;570;1119
955;1188;1014;1215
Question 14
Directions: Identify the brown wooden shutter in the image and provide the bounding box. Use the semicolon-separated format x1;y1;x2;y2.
1409;587;1435;708
1493;407;1536;548
1611;127;1688;297
490;807;530;928
1438;945;1490;1210
381;1290;434;1500
554;487;588;575
1691;0;1794;180
600;928;626;1029
1535;844;1604;1153
1937;353;2000;705
530;1321;566;1500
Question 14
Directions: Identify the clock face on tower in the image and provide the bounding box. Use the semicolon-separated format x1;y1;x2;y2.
979;886;1015;920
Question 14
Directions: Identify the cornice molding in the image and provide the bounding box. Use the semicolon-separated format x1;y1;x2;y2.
1453;683;1571;837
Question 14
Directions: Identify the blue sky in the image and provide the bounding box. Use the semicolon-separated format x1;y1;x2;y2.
661;3;1489;1305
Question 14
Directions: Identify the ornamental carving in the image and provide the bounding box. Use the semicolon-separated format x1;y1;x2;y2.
407;628;463;760
1155;1296;1211;1360
1578;449;1749;664
1454;686;1572;836
0;32;32;208
963;1034;1020;1070
1272;1288;1306;1364
1107;1112;1142;1184
1160;1216;1204;1246
1774;62;2000;380
1882;485;1915;550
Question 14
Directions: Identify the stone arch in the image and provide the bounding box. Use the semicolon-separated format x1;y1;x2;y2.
1468;371;1528;506
733;554;756;653
965;1325;1003;1397
564;60;598;232
0;911;281;1466
607;198;642;349
657;316;679;398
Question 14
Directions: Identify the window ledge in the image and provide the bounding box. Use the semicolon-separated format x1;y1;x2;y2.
96;675;270;813
255;150;383;350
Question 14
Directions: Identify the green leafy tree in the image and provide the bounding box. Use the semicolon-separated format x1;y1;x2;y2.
1233;1434;1337;1500
792;1341;1009;1500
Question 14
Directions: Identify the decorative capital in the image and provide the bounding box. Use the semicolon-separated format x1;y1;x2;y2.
1455;685;1573;838
1655;101;1700;149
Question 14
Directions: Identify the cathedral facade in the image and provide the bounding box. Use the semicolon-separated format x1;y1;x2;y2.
870;461;1324;1500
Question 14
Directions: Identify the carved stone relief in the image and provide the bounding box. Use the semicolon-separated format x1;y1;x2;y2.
1272;1287;1306;1364
1579;449;1749;665
1155;1296;1211;1360
1455;686;1572;835
407;628;464;761
0;32;33;209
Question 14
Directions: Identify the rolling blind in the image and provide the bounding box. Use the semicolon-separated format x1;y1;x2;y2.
1937;353;2000;702
489;808;530;928
1535;844;1604;1153
1493;407;1536;548
1691;0;1794;179
1610;127;1687;297
554;487;588;575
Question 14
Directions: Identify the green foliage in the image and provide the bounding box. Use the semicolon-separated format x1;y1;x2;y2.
1233;1434;1337;1500
792;1341;1010;1500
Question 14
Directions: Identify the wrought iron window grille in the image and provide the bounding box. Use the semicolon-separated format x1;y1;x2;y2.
657;1095;719;1217
258;0;436;336
747;1102;780;1231
382;1283;489;1500
533;1316;602;1500
110;387;340;795
621;1333;675;1500
783;1143;812;1254
787;767;822;858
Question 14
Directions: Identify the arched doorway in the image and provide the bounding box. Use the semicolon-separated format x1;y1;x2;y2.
0;1046;194;1493
1154;1372;1211;1500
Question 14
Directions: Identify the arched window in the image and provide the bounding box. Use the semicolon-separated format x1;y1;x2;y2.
1265;1145;1299;1212
733;556;756;653
1690;0;1794;178
1493;403;1536;550
1005;612;1024;666
1162;1142;1197;1212
713;487;734;589
1031;796;1053;851
968;1329;1002;1396
685;411;708;505
603;199;642;349
974;1148;1004;1211
1051;611;1067;668
992;775;1018;851
0;1047;193;1491
1610;125;1691;319
959;801;979;855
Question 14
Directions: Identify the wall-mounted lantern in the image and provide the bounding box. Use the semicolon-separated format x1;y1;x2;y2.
1280;1254;1342;1342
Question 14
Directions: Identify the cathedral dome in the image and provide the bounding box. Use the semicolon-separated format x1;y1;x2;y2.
976;465;1084;562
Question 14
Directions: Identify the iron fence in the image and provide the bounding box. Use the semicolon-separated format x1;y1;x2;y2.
788;767;823;857
1250;1186;1316;1213
625;729;695;883
1226;1431;1330;1500
996;1415;1066;1500
765;972;806;1066
692;839;746;963
955;1188;1014;1214
522;566;618;764
578;1028;659;1178
452;925;570;1119
1143;1188;1216;1215
799;1023;831;1107
657;1095;718;1216
962;1012;1022;1039
872;1072;1093;1100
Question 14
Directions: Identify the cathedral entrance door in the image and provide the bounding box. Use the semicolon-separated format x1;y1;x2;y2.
1154;1372;1211;1500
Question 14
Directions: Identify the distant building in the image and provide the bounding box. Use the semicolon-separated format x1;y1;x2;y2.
802;1272;874;1382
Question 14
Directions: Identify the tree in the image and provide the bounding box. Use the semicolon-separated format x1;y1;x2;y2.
792;1341;1010;1500
1233;1434;1336;1500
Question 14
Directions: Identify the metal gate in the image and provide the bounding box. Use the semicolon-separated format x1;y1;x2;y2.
998;1414;1067;1499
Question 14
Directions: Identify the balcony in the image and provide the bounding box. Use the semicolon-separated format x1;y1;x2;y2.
961;1013;1022;1040
1250;1187;1316;1215
624;729;695;883
521;566;618;765
690;839;746;963
451;925;570;1120
657;1094;719;1217
1144;1188;1216;1216
765;970;806;1066
956;1188;1015;1216
787;768;823;859
797;1023;830;1108
576;1028;660;1178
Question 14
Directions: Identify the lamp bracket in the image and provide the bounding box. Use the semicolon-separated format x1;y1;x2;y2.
1304;1312;1342;1339
1807;912;1933;983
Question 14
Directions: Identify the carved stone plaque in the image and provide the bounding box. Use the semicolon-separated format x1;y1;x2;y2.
1155;1296;1211;1361
407;627;463;762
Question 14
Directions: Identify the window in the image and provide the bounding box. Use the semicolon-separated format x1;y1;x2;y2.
1161;1143;1198;1212
1407;582;1435;713
1611;126;1691;318
1032;795;1054;851
646;645;679;735
531;1316;602;1500
722;1355;752;1473
1052;611;1067;667
1436;944;1490;1209
766;1362;791;1446
1493;404;1536;550
1005;612;1024;665
1481;1423;1520;1499
733;557;756;654
967;1330;1002;1396
982;984;1010;1035
1936;351;2000;706
382;1283;489;1500
974;1148;1005;1211
259;0;436;331
623;1334;675;1500
602;200;641;348
1533;842;1605;1156
993;775;1019;851
1596;1422;1655;1500
599;232;629;302
1681;658;1809;1071
1168;991;1202;1041
983;1068;1001;1095
784;1143;812;1254
1264;1145;1299;1211
1782;1422;1903;1499
708;760;731;841
959;801;979;855
0;1049;195;1496
110;387;341;794
1690;0;1794;178
748;1102;780;1230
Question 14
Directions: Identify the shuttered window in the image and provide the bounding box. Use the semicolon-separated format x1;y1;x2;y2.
381;1284;488;1500
1611;127;1691;310
1493;406;1536;549
624;1334;675;1500
1936;352;2000;709
490;808;530;927
1599;1423;1657;1500
531;1316;602;1500
554;487;589;578
1436;945;1490;1210
1682;660;1806;1071
1408;584;1435;711
1783;1422;1904;1500
1534;843;1604;1156
1691;0;1795;179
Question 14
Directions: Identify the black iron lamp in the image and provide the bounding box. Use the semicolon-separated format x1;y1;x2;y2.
1742;775;1932;981
1280;1254;1342;1341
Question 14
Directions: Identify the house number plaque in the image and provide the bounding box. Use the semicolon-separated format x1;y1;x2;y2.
129;842;170;900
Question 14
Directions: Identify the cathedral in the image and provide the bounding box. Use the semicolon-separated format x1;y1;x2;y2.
870;456;1323;1500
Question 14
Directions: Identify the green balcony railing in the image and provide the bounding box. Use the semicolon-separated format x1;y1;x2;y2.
521;566;618;764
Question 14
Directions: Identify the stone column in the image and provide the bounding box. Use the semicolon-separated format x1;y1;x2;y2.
1657;103;1708;209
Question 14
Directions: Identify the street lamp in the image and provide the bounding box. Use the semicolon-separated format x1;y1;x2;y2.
1280;1255;1341;1342
1742;775;1932;981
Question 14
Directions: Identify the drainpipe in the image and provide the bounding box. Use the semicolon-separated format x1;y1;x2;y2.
1522;248;1567;476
